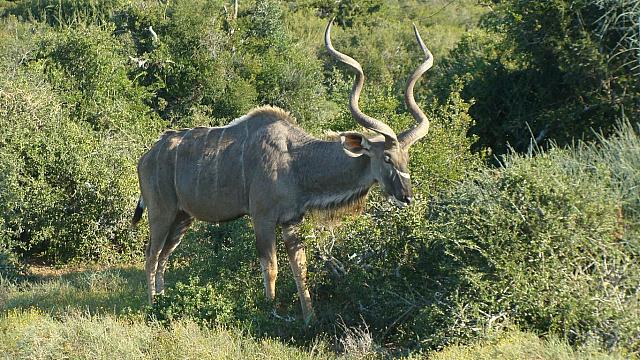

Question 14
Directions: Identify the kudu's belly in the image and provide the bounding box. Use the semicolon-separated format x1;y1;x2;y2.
172;129;250;223
176;181;249;223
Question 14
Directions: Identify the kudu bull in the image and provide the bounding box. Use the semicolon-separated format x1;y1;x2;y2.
131;19;433;324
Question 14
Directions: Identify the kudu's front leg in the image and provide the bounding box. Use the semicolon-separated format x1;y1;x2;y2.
282;225;314;325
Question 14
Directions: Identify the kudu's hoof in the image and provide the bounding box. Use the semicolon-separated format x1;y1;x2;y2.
303;312;316;327
271;309;295;323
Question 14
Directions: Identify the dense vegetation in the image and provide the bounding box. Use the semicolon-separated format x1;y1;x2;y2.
434;0;640;158
0;0;638;358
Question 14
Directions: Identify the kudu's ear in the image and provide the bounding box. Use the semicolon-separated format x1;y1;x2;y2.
340;132;371;158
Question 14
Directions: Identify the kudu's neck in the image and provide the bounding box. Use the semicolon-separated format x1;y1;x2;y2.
292;139;374;210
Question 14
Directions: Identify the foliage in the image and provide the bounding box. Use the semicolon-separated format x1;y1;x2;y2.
0;72;142;262
33;24;163;140
111;0;334;127
435;0;640;157
0;249;27;281
592;0;639;77
114;0;254;124
152;276;234;327
0;19;153;263
1;0;126;27
307;124;639;352
311;0;384;28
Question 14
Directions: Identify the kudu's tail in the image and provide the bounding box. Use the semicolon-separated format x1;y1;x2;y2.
131;196;146;226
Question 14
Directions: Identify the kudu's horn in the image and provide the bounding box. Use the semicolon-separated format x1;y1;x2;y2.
399;24;433;149
324;18;399;148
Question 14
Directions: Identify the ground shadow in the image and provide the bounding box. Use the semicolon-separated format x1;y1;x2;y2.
2;265;149;317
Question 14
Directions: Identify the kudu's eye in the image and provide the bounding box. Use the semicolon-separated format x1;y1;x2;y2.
383;154;392;164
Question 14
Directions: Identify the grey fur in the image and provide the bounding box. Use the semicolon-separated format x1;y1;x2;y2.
135;21;434;324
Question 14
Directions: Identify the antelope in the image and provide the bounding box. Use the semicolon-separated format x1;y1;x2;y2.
131;19;433;324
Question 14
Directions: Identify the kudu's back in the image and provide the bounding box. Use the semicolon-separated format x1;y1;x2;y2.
136;106;300;223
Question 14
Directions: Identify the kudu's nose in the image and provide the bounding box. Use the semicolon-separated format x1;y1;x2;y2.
404;196;413;205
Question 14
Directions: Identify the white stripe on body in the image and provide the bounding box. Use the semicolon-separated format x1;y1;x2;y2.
240;121;248;197
214;127;227;192
173;129;190;206
195;127;215;199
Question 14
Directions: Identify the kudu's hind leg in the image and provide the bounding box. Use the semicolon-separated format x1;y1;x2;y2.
145;210;175;305
282;225;314;324
155;211;193;294
253;220;278;302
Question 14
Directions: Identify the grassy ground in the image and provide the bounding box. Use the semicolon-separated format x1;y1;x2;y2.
1;309;332;360
0;265;626;359
1;265;148;316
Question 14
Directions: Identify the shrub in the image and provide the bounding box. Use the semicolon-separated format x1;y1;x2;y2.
111;0;334;127
326;123;639;352
0;249;27;281
1;0;126;27
0;68;144;263
32;24;163;142
152;276;235;327
406;145;638;352
119;0;251;125
435;0;640;157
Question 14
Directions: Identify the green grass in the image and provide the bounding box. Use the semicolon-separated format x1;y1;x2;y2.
0;309;332;360
427;331;627;360
0;265;148;317
0;265;331;359
0;266;626;359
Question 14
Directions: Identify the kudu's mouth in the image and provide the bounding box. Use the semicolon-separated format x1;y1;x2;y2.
388;196;411;208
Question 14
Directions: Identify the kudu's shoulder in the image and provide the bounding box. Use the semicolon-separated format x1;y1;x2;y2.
144;105;302;157
245;105;296;125
157;105;296;138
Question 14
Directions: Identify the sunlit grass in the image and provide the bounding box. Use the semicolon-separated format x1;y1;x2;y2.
0;264;148;318
0;266;627;359
426;331;626;360
0;308;332;360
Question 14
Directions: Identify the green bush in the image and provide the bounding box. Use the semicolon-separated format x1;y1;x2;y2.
406;146;638;352
119;0;250;124
110;0;333;127
244;0;335;125
0;17;162;263
0;249;27;281
270;124;637;354
32;24;163;141
434;0;640;157
0;71;143;263
152;276;235;327
1;0;125;27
